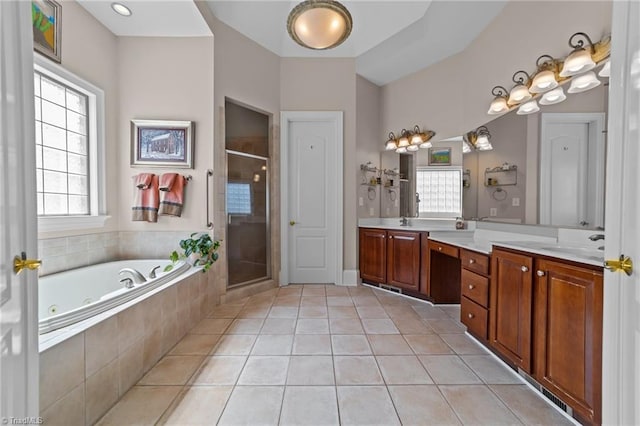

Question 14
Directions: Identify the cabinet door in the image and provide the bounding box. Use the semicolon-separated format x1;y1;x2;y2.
386;230;420;291
359;228;387;284
490;248;534;372
534;259;603;425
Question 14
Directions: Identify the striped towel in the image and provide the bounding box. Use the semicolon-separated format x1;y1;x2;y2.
132;174;159;222
134;173;153;189
159;173;187;217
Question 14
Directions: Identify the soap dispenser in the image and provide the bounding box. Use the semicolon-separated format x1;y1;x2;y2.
455;217;466;230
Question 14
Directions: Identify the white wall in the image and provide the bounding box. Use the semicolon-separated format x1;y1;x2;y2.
356;75;382;219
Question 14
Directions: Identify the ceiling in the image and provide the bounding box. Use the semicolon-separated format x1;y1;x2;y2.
78;0;507;85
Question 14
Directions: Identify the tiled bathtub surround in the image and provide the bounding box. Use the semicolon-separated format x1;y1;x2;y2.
39;269;211;425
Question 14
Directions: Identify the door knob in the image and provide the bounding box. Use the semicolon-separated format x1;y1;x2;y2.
289;221;296;226
604;255;633;276
14;252;42;275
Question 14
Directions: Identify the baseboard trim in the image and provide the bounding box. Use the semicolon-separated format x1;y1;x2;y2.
341;269;359;286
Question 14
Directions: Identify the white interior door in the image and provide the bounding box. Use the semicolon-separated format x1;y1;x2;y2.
602;1;640;424
280;112;343;285
0;1;40;417
540;113;605;228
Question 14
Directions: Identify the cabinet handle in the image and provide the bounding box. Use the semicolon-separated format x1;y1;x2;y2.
468;284;475;290
521;266;529;272
468;313;474;319
389;236;393;239
469;259;476;264
438;247;442;251
536;270;545;277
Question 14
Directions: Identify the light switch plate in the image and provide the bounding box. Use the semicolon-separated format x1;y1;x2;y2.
490;207;497;216
369;207;374;216
359;197;363;206
512;197;520;207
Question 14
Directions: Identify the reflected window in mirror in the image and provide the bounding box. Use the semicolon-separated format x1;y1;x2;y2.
416;167;462;218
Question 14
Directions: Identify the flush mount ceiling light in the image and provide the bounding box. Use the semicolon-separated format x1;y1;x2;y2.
517;99;540;115
530;55;560;93
287;0;353;50
568;71;601;93
560;32;596;77
508;71;532;105
539;87;567;105
111;2;132;16
488;86;509;115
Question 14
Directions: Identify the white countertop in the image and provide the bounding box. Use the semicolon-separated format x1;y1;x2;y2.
491;241;604;267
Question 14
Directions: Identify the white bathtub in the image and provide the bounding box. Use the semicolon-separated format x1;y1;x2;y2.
39;259;190;334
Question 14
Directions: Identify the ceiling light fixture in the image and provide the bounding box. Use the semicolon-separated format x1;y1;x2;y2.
508;71;532;105
463;126;493;152
567;71;601;93
488;86;509;115
287;0;353;50
539;87;567;105
111;2;132;16
560;32;596;77
530;55;560;93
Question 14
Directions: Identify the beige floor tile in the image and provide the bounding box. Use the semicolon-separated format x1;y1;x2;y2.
190;356;246;385
440;385;522;424
461;355;524;384
237;305;271;318
217;386;284;426
490;384;575;425
272;296;301;307
327;296;354;307
331;335;372;355
295;318;330;334
300;296;327;306
424;318;467;334
367;335;414;355
96;386;181;426
328;306;359;318
337;386;400;425
260;318;297;334
226;318;264;334
440;333;487;355
361;318;400;334
356;306;389;319
377;295;409;307
348;286;374;296
208;304;243;318
268;306;299;318
278;285;303;295
237;355;290;385
159;386;233;425
298;306;328;318
325;286;350;296
138;355;203;385
388;385;461;425
169;334;221;356
286;356;335;385
440;304;462;319
329;318;364;334
412;305;450;319
250;334;294;355
190;318;232;334
377;354;434;384
334;356;384;385
419;355;482;384
292;335;332;355
211;334;256;355
384;306;421;320
352;295;382;307
405;334;455;355
393;317;435;335
280;386;339;426
302;286;326;296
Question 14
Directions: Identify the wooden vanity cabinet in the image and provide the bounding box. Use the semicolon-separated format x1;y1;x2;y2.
425;240;460;303
386;230;421;292
534;259;603;425
460;249;490;340
490;247;534;373
359;228;387;284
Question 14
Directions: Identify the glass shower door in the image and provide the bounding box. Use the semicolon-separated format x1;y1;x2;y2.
226;151;269;287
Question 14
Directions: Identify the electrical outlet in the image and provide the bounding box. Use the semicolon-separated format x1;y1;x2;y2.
512;197;520;207
369;207;374;216
359;197;363;207
490;207;497;216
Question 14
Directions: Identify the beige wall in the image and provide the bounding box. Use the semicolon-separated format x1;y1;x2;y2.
356;75;382;219
381;1;612;142
280;58;359;273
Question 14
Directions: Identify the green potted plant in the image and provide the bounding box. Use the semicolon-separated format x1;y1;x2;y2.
165;232;220;273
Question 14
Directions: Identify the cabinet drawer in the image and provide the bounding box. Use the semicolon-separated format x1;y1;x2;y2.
461;297;488;340
429;241;459;258
461;249;489;275
461;269;489;307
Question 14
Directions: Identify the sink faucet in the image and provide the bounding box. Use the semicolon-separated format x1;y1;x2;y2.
120;277;135;289
588;234;605;241
400;217;408;226
119;268;147;284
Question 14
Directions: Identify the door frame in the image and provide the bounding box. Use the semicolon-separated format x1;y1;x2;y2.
280;111;343;286
539;112;606;227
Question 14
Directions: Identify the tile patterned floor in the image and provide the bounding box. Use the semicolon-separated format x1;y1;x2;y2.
97;284;575;425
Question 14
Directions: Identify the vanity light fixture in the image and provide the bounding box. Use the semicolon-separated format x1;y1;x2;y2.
517;99;540;115
508;71;532;105
539;86;567;105
384;132;398;151
463;126;493;152
462;140;473;154
560;32;596;77
383;126;436;153
397;129;410;150
111;2;132;16
287;0;353;50
530;55;560;93
568;71;601;93
599;59;611;78
409;125;436;149
488;86;509;115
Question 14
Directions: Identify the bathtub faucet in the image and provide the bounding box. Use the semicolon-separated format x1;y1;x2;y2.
119;268;147;284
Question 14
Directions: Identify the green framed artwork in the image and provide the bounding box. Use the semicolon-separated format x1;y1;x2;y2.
428;147;452;165
32;0;61;63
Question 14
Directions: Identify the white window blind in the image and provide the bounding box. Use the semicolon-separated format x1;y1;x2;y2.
416;167;462;218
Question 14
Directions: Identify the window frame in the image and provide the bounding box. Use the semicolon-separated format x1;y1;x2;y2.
415;166;463;219
34;56;108;232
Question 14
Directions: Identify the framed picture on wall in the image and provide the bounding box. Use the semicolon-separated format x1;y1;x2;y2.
131;120;195;168
428;147;452;165
32;0;61;63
